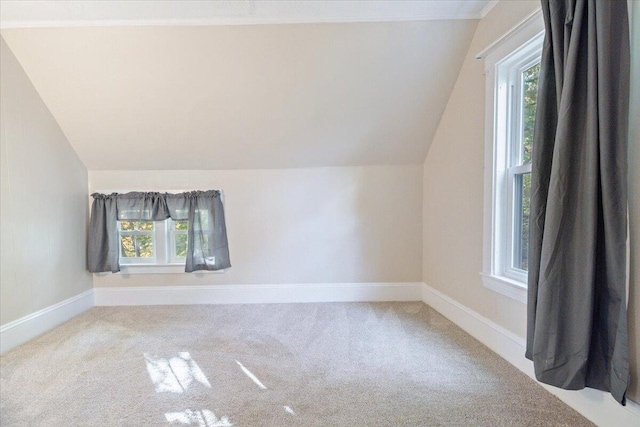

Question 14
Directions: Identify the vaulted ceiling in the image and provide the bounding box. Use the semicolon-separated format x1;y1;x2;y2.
0;1;487;170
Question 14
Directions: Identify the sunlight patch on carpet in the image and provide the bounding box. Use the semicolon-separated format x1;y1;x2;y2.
144;352;211;393
235;360;267;390
165;409;232;426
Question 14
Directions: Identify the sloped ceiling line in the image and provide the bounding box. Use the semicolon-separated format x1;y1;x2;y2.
0;3;481;170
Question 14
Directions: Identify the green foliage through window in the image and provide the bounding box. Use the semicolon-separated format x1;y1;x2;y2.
522;63;539;164
119;221;154;258
515;173;531;271
118;219;191;262
175;235;188;258
174;221;188;231
514;62;538;272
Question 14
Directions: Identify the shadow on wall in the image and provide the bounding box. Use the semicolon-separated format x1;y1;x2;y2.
224;167;419;285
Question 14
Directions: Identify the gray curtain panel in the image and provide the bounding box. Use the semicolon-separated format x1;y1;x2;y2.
166;191;231;272
87;194;119;273
87;191;231;273
526;0;630;404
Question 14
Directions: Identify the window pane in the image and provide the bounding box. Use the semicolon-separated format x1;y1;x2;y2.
194;235;210;258
120;220;154;231
513;172;531;271
136;235;154;258
121;236;135;257
138;221;154;231
522;63;540;164
174;220;188;231
175;234;188;258
196;210;209;230
120;221;135;231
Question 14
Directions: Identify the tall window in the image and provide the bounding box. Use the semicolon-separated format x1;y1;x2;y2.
481;21;543;303
505;60;540;282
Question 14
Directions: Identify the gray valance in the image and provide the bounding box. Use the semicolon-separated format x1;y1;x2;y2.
88;191;231;273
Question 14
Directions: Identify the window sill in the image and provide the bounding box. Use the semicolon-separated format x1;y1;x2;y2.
480;272;527;304
96;264;225;275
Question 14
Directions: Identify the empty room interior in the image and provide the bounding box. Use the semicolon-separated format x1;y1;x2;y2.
1;0;639;426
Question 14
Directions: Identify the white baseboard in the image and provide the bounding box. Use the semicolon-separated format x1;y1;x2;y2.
94;282;424;306
0;289;94;354
421;283;640;427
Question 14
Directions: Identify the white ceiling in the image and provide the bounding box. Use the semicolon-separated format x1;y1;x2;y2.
0;1;498;28
0;1;483;170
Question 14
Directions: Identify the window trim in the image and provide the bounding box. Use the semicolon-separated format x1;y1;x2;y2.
480;13;544;304
118;264;221;275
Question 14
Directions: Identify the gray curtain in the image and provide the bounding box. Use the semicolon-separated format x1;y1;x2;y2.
166;191;231;272
87;194;119;273
117;192;170;221
88;191;231;273
526;0;630;404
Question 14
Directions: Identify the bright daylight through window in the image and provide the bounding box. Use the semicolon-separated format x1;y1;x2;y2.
507;60;539;280
481;20;543;303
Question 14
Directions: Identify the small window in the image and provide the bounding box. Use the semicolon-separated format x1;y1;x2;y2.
118;221;156;264
481;19;543;303
117;219;189;266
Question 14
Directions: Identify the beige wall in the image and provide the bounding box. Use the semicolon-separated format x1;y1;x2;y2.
0;38;92;326
422;0;540;338
90;166;423;288
423;0;640;404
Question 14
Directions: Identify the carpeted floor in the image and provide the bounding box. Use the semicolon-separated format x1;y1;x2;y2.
1;302;592;426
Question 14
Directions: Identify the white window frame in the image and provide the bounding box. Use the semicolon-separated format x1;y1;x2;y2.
118;219;181;267
167;218;189;264
479;11;544;303
118;220;159;265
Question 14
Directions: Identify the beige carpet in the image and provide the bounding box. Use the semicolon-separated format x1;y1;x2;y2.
1;302;592;426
